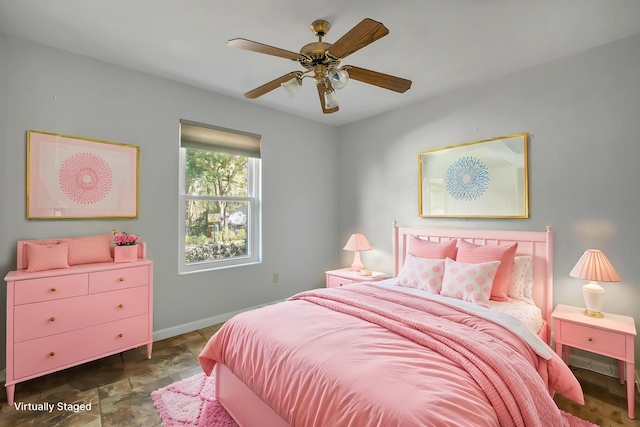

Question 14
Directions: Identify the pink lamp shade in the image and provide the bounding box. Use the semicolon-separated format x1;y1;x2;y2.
569;249;620;282
343;233;372;271
569;249;620;318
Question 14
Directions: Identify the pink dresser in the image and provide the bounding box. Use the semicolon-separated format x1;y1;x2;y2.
4;239;153;405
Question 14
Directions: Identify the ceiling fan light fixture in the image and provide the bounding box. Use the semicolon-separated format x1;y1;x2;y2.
327;67;349;89
229;18;412;114
324;88;339;109
281;76;302;97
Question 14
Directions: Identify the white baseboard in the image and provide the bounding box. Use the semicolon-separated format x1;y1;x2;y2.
569;354;620;377
568;354;640;392
152;298;285;342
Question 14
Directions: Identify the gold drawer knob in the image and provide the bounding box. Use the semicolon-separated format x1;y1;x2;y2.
49;317;56;322
119;277;125;282
49;352;55;357
118;304;124;308
587;337;593;342
50;287;56;292
118;333;124;338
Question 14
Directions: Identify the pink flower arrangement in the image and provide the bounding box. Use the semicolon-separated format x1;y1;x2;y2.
112;229;140;246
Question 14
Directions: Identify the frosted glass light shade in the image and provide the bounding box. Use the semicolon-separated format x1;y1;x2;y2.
324;89;339;109
281;77;302;97
328;67;349;89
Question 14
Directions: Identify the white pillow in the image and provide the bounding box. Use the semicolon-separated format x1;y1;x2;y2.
395;253;445;293
440;258;501;308
522;258;535;303
507;256;531;299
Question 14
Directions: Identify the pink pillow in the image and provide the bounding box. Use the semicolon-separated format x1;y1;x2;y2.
65;235;113;265
507;256;531;300
456;240;518;301
408;236;457;259
25;241;70;273
396;254;445;293
440;258;501;308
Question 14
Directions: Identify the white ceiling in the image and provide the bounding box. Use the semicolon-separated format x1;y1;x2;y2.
1;0;640;127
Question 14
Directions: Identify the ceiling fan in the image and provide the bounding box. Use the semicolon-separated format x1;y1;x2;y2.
227;18;412;114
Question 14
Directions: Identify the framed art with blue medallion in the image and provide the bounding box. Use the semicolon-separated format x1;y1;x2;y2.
418;133;528;218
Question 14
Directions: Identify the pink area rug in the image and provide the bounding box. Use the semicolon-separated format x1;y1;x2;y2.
152;372;237;427
153;372;597;427
561;411;600;427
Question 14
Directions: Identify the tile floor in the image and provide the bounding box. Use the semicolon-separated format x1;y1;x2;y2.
1;321;638;426
0;323;222;427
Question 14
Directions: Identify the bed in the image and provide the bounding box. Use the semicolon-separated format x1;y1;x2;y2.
199;223;584;426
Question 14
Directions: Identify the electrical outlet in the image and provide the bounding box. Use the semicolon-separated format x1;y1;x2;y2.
273;273;279;283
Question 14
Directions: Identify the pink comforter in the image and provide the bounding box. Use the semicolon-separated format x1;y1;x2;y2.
200;284;583;427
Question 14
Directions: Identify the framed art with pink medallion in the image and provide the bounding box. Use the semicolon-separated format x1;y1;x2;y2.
26;130;139;219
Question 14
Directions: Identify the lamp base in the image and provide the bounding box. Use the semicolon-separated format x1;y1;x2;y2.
583;309;604;318
350;251;364;271
582;281;604;319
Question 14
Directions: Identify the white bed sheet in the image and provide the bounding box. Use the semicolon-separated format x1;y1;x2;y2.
488;297;543;336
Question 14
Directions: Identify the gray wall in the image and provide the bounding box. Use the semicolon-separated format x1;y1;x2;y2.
337;34;640;365
0;34;340;369
2;29;639;372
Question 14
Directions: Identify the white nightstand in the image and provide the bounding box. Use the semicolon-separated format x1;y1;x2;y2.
552;304;637;419
325;268;387;288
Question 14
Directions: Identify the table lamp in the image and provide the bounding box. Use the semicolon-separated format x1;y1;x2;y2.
343;233;372;271
569;249;620;318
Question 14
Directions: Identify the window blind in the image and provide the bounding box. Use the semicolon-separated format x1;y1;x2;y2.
180;119;261;158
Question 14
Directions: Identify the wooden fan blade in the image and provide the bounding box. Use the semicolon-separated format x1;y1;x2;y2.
344;66;412;93
244;72;301;99
317;82;339;114
228;38;303;61
326;18;389;60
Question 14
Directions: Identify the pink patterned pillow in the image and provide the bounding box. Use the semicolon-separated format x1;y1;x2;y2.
25;241;70;273
440;258;501;308
65;235;113;265
396;254;445;293
408;236;457;259
456;240;517;301
507;256;531;300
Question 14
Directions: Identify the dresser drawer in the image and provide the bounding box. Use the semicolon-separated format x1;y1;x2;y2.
14;274;88;305
14;286;149;342
558;321;627;359
14;314;150;380
327;276;354;288
89;265;149;293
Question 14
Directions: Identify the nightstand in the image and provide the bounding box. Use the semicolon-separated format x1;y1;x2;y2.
552;304;637;419
325;268;387;288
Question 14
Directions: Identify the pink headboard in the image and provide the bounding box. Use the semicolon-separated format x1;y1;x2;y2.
392;222;553;341
16;236;147;270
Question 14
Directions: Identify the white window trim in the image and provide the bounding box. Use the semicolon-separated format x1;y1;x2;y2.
178;150;262;274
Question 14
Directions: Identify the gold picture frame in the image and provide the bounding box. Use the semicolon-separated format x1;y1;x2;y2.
419;133;529;218
27;130;140;219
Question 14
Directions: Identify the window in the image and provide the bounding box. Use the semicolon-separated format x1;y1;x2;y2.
179;120;261;273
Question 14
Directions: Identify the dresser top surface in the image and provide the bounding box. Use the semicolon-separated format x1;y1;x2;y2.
5;259;153;281
552;304;636;335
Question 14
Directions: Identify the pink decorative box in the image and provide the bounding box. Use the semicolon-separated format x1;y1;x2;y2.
114;245;138;262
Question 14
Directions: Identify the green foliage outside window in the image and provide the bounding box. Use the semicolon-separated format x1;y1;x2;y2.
184;149;250;263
